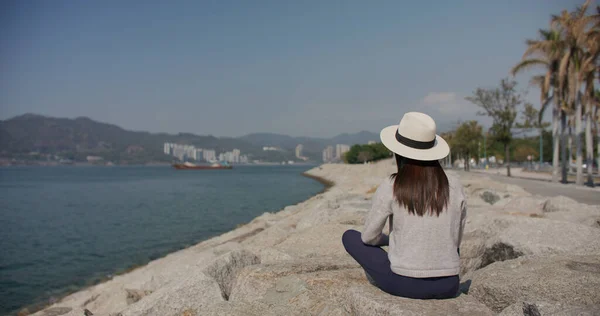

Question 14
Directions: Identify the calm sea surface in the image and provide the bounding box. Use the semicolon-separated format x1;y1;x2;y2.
0;165;323;314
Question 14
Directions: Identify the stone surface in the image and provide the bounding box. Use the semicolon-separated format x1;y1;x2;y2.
204;249;261;300
543;195;581;213
501;196;547;216
41;307;73;316
470;255;600;313
125;289;152;305
119;273;223;316
273;224;355;259
342;284;494;316
459;210;600;278
499;301;600;316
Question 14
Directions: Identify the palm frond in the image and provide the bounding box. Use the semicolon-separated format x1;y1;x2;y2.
511;58;549;75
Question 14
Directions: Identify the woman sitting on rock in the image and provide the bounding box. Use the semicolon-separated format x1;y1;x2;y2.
342;112;466;299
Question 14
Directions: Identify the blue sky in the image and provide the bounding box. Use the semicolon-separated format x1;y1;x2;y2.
0;0;578;137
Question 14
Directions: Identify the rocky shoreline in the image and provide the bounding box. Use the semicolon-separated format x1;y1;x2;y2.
29;159;600;316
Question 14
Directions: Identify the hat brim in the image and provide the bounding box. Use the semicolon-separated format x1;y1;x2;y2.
380;125;449;161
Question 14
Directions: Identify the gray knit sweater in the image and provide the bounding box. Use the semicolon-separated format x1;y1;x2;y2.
361;173;467;278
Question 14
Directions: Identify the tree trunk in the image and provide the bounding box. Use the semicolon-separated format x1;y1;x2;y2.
552;107;560;182
597;119;600;179
575;97;583;186
585;111;594;187
560;110;568;183
505;143;511;177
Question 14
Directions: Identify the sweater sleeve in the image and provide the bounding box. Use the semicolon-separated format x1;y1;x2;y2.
361;182;392;246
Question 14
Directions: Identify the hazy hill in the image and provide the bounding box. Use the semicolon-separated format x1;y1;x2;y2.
0;114;379;163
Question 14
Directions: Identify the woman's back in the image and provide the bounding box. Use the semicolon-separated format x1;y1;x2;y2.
383;172;466;278
342;111;464;299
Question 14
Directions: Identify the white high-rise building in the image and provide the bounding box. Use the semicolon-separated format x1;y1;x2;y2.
336;144;350;159
163;143;171;155
295;144;303;159
322;146;334;162
203;149;216;162
232;149;241;163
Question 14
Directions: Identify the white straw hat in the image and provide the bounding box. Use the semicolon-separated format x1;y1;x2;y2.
380;112;449;161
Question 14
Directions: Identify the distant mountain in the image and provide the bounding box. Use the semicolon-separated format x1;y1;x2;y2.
0;114;379;164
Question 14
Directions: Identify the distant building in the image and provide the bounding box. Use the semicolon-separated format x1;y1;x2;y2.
173;146;186;161
163;143;171;155
368;141;377;145
295;144;303;159
322;146;334;162
232;149;241;163
335;144;350;160
203;149;216;162
195;149;203;161
86;156;103;162
263;146;278;151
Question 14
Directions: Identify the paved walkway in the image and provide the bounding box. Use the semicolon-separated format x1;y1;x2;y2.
455;168;600;206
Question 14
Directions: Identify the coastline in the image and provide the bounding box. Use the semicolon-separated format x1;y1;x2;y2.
18;166;328;316
27;159;600;315
301;171;335;193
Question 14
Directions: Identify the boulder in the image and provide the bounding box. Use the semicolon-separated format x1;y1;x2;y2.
204;249;261;300
501;196;547;217
230;257;360;303
459;211;600;277
341;284;494;316
469;255;600;313
119;272;223;316
543;195;581;213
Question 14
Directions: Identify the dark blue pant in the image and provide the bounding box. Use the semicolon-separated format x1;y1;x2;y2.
342;229;459;299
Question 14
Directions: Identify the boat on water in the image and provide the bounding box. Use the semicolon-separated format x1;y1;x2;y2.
172;161;233;170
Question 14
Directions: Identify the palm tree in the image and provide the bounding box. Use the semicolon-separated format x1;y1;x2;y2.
580;6;600;186
551;0;596;185
512;28;563;182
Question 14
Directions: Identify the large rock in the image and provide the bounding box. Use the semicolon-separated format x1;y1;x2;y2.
459;211;600;277
341;284;494;315
230;257;360;303
470;255;600;313
542;195;582;213
204;249;261;300
500;196;547;217
229;258;366;315
119;272;223;316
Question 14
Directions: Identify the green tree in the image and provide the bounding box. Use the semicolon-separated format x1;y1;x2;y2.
450;121;483;171
466;78;526;177
344;143;391;164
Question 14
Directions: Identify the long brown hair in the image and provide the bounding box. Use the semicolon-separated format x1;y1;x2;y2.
390;154;449;217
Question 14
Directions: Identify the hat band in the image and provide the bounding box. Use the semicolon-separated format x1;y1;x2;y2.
395;129;435;150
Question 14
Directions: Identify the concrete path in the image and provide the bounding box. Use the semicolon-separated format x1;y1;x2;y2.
455;170;600;206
